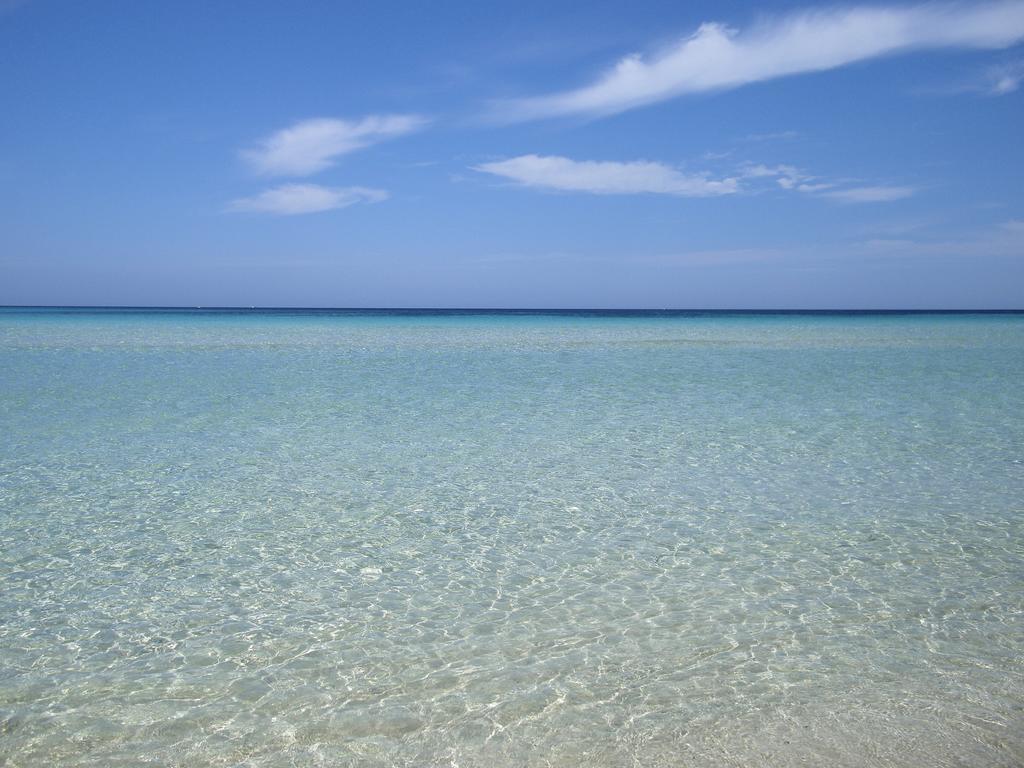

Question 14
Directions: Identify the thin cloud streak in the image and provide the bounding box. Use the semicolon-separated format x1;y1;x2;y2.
475;155;913;203
227;184;388;215
495;1;1024;120
988;60;1024;93
741;164;913;202
739;130;801;142
241;115;427;177
822;185;916;203
857;220;1024;257
649;221;1024;267
474;155;738;196
929;59;1024;95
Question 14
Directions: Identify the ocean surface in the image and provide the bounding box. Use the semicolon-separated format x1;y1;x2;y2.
1;308;1022;767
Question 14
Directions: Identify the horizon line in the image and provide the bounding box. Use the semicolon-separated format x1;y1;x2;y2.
2;305;1023;313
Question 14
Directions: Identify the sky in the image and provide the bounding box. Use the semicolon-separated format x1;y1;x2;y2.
1;0;1023;308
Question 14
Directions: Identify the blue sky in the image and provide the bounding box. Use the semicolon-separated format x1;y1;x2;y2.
1;0;1022;308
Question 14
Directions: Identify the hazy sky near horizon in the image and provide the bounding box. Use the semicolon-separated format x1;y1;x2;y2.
2;0;1023;307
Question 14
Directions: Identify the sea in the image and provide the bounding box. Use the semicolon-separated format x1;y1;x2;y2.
1;308;1022;767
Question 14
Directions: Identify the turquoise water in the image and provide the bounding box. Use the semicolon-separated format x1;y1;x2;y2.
1;309;1022;767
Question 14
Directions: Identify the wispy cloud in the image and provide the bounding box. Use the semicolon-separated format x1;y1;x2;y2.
241;115;427;176
821;185;916;203
495;1;1024;120
641;248;786;267
475;155;915;204
227;184;388;215
692;220;1024;266
740;164;913;202
930;58;1024;95
857;219;1024;256
739;130;801;143
647;220;1024;267
474;155;738;196
985;60;1024;93
740;163;814;189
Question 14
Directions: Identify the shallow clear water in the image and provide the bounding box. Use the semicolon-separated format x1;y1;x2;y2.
1;309;1022;767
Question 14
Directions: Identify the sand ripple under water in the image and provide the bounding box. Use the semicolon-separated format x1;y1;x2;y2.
1;310;1022;766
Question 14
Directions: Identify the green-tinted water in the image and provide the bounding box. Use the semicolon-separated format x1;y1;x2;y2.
1;310;1022;766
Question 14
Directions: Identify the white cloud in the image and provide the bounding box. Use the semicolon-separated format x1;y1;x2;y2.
241;115;427;176
796;182;835;193
475;155;916;203
474;154;738;196
740;130;801;142
936;59;1024;95
227;184;388;215
741;163;810;189
740;164;911;202
993;74;1021;93
821;185;916;203
988;61;1024;93
497;1;1024;120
